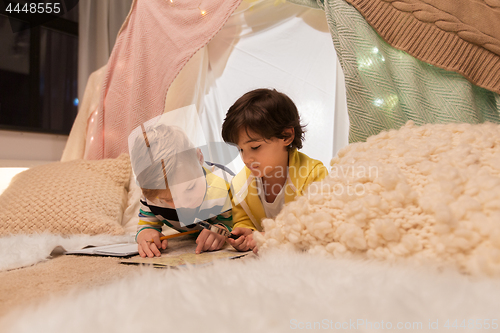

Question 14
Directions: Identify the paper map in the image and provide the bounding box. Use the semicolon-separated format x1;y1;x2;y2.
120;237;250;268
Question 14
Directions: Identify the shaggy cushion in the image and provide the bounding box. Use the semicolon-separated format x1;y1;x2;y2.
256;121;500;277
0;154;130;236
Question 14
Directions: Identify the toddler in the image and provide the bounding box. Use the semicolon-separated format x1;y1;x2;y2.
130;123;233;257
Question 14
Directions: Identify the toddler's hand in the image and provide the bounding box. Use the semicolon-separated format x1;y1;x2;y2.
195;228;226;254
137;229;168;258
227;227;256;252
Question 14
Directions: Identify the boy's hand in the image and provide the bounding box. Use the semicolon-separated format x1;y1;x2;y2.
137;229;168;258
227;227;256;252
195;228;226;254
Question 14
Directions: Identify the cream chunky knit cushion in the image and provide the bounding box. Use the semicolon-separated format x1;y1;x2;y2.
256;122;500;276
0;154;130;236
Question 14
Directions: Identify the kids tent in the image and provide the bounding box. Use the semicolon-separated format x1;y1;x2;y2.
64;0;348;170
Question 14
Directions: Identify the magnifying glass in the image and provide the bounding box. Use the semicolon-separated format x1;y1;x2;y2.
195;219;239;240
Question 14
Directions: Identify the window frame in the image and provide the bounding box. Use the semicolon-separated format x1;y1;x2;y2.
0;5;78;135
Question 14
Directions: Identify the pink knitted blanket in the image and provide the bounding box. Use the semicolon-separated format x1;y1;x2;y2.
84;0;242;160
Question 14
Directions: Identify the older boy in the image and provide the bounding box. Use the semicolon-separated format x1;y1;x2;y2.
221;89;328;252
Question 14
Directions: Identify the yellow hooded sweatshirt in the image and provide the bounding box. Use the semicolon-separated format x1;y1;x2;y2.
230;149;328;231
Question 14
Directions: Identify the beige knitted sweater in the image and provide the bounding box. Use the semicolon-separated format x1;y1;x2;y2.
345;0;500;94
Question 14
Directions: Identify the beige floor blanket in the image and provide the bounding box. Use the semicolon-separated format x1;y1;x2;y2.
0;234;247;323
1;249;499;333
0;255;138;318
0;234;139;318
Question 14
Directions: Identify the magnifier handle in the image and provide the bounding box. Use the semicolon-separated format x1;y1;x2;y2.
228;233;240;240
197;220;237;239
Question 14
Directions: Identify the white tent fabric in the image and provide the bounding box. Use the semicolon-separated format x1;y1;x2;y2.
163;0;348;172
68;0;348;172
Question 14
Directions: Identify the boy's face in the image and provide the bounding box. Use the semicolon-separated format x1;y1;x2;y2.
237;128;290;179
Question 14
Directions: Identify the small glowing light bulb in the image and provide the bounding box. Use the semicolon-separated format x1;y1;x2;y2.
200;9;206;15
374;98;384;107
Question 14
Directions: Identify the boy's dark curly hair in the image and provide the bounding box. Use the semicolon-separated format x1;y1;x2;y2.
221;88;306;150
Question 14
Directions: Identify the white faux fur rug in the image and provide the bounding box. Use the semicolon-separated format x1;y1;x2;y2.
2;250;499;333
0;233;134;271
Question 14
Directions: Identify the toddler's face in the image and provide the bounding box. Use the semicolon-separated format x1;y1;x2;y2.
145;165;207;210
237;128;289;179
146;179;206;209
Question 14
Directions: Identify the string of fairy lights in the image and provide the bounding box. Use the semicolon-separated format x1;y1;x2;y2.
167;0;207;16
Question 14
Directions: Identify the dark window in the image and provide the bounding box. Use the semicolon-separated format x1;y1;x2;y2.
0;1;78;135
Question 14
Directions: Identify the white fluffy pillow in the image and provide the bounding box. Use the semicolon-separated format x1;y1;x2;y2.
257;122;500;276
